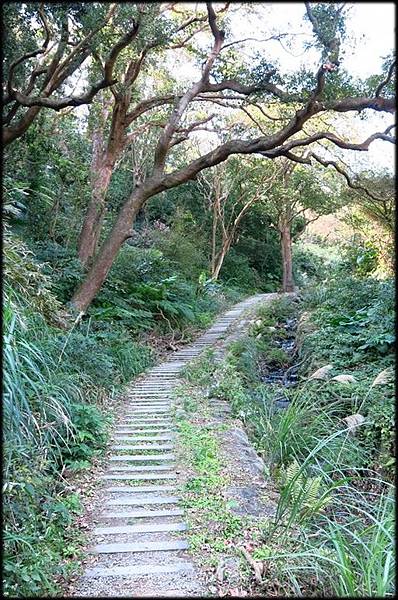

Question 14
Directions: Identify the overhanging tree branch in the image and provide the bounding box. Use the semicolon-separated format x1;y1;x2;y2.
281;149;389;203
65;2;395;312
3;4;139;145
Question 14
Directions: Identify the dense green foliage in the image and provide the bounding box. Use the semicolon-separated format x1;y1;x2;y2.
183;255;395;595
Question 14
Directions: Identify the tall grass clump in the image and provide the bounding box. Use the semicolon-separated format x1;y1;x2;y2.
2;229;153;597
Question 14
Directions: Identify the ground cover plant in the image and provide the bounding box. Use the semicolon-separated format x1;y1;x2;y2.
181;260;395;596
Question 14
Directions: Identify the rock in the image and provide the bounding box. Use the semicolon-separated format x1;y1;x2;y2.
222;557;242;587
175;408;187;419
225;486;269;517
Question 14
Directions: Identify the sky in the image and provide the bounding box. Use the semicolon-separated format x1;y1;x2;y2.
225;2;395;173
226;3;395;79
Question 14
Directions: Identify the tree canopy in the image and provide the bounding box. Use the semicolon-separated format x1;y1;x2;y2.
3;2;395;311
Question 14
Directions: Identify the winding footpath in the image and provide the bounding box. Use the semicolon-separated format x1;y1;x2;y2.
71;294;273;597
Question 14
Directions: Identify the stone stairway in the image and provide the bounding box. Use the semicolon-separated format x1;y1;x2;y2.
72;294;269;597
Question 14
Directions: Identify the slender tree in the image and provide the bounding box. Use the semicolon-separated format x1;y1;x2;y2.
198;159;279;280
261;157;341;292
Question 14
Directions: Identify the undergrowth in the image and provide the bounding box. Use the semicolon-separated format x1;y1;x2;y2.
2;227;245;597
182;273;395;597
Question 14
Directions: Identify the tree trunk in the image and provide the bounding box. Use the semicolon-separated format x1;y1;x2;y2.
280;224;295;292
78;95;128;267
70;187;147;313
77;163;113;267
212;240;230;280
211;199;218;274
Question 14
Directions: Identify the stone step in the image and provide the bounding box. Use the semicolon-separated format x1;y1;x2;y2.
143;373;174;385
124;408;171;412
126;403;171;407
108;465;174;473
121;421;172;426
130;388;175;392
99;508;184;519
94;522;187;535
123;410;173;417
155;361;186;365
84;561;194;578
128;392;172;395
110;454;175;462
125;410;171;415
91;539;189;555
106;495;180;505
119;424;174;433
115;423;173;429
126;409;172;413
119;422;172;427
128;405;172;409
122;418;171;423
128;391;172;394
101;473;176;481
112;435;175;442
127;399;173;402
119;414;172;419
113;431;174;437
115;418;173;428
129;390;175;394
150;370;181;374
128;397;173;400
126;398;172;410
127;400;172;403
131;397;170;403
128;384;171;398
113;432;175;438
111;444;174;451
111;436;174;450
118;418;172;427
128;398;172;402
129;390;176;398
139;379;176;383
115;425;173;431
